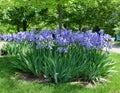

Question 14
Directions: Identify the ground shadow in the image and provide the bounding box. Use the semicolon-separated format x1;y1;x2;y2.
0;56;17;78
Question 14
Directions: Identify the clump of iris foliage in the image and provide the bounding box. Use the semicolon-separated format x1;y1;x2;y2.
0;28;114;84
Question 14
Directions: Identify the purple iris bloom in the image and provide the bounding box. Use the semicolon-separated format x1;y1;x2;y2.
0;28;112;53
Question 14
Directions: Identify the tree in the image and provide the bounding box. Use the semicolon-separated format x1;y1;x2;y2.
0;0;120;35
4;6;35;31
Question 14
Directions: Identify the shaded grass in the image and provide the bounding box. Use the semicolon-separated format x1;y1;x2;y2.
0;53;120;93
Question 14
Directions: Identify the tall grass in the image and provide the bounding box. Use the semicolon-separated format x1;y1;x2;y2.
2;42;114;84
0;53;119;93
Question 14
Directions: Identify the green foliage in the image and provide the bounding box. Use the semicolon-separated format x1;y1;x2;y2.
42;45;82;83
0;24;16;34
79;49;114;82
2;42;44;77
114;22;120;34
62;0;117;33
12;46;43;77
4;6;36;31
0;53;119;93
1;0;120;34
4;42;114;84
2;42;30;56
43;45;114;83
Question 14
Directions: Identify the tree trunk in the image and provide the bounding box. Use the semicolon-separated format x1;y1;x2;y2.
17;25;20;32
23;20;27;31
58;4;62;30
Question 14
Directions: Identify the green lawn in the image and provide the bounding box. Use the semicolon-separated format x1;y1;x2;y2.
0;53;120;93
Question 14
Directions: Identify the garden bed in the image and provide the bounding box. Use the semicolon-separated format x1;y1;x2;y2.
0;29;113;84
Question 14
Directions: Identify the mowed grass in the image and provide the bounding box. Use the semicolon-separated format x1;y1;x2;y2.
0;53;120;93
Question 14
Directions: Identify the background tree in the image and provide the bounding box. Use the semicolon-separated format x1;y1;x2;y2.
0;0;120;36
